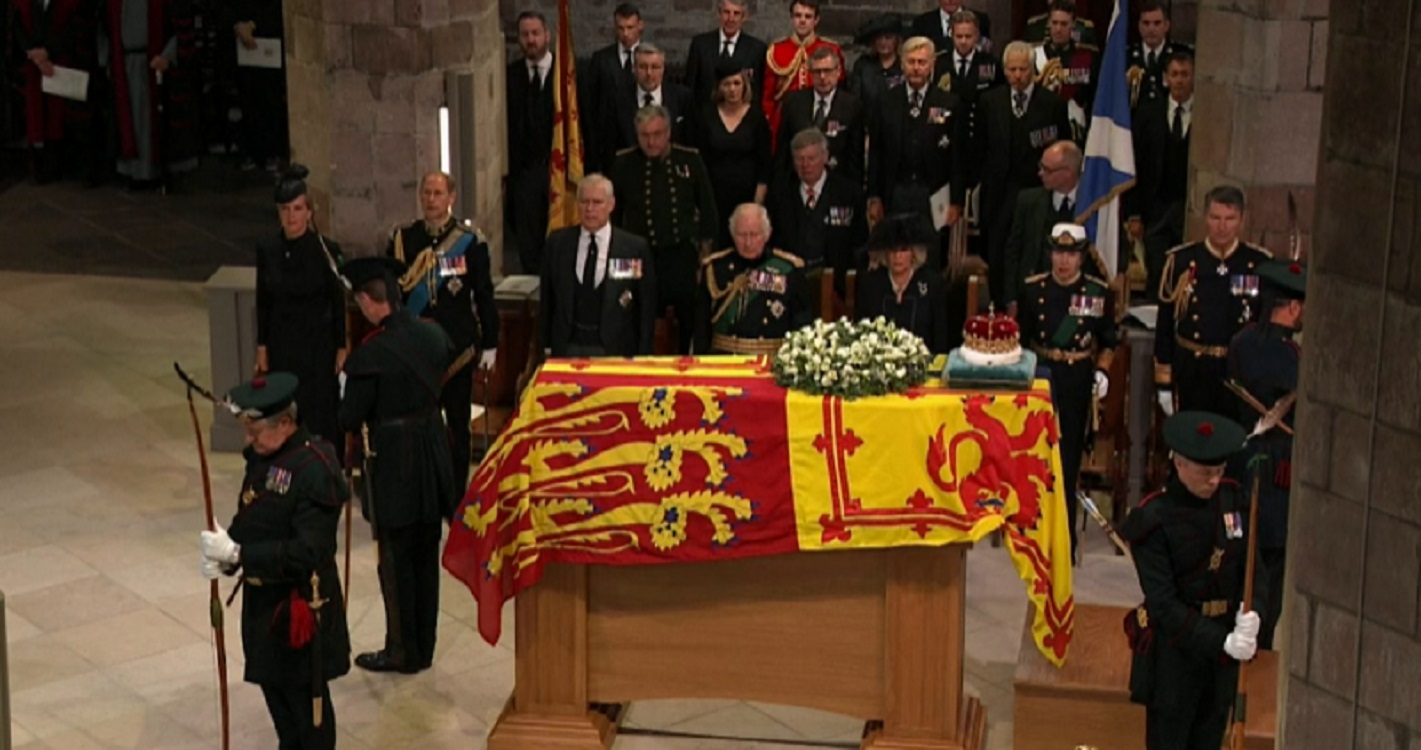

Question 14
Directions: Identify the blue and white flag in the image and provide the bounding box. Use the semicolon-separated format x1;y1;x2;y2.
1075;0;1135;278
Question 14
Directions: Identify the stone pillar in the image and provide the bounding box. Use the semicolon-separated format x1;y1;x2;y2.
1284;0;1421;747
1189;0;1328;254
285;0;506;258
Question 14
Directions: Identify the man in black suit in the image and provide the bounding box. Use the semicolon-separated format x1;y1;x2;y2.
540;174;658;358
942;10;1004;195
610;43;694;156
583;3;643;173
911;0;992;56
774;47;865;186
1126;1;1193;110
1003;140;1084;310
1128;50;1194;296
767;128;867;300
505;11;554;274
683;0;768;107
976;40;1072;305
867;35;965;267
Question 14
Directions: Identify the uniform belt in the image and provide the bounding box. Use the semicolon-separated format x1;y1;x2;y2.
1198;599;1230;617
1175;336;1229;358
1032;345;1093;364
711;334;784;355
376;409;440;428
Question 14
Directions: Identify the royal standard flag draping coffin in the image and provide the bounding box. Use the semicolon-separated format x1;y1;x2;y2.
442;357;1075;667
1075;0;1136;278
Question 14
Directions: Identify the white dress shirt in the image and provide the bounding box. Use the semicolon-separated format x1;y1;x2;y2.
719;31;739;56
527;52;552;87
800;172;828;207
1168;96;1193;136
576;224;613;286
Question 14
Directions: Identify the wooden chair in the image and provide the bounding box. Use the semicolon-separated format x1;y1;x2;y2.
818;269;857;321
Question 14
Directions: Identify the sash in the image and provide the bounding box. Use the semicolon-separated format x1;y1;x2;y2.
400;229;476;317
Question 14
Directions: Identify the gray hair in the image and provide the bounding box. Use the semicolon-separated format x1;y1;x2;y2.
1047;139;1083;171
578;173;615;200
634;105;670;129
1002;40;1034;69
901;36;936;58
728;202;772;236
810;47;839;66
634;42;665;60
790;128;829;154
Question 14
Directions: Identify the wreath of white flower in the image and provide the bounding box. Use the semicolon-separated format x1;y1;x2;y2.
772;317;932;399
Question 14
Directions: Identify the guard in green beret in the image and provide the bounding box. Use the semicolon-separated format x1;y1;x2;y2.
1227;259;1305;649
198;372;351;750
337;256;457;675
1120;411;1266;750
1018;222;1118;556
611;105;720;353
693;203;811;355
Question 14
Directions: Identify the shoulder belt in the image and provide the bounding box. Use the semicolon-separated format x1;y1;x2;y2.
1163;242;1191;256
771;248;805;268
1084;274;1110;288
1242;242;1274;259
672;144;701;154
1025;272;1050;284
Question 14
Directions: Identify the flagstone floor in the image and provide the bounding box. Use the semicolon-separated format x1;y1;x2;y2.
0;270;1144;750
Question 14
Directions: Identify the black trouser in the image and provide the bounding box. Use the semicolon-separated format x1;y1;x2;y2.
1172;351;1234;416
261;682;335;750
1259;546;1286;650
1144;199;1185;298
1045;359;1091;555
376;520;443;669
507;163;549;274
1145;641;1237;750
655;247;696;354
238;67;290;162
442;361;473;495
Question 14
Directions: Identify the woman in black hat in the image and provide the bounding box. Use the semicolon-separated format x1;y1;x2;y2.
254;164;348;452
854;213;952;354
694;58;773;251
847;13;906;113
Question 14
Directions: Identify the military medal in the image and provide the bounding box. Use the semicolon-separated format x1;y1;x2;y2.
266;466;292;495
826;206;853;226
1230;274;1260;297
1209;547;1225;572
1069;295;1104;317
446;277;463;295
241;486;258;506
747;269;788;294
609;258;643;280
438;254;467;277
1224;511;1244;539
825;120;841;136
769;300;786;319
928;107;949;124
619;289;634;308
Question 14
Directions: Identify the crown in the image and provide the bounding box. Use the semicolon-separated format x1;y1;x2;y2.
963;306;1021;355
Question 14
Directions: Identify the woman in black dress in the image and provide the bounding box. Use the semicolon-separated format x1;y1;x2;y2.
254;164;348;449
854;213;951;355
695;58;773;251
847;13;906;114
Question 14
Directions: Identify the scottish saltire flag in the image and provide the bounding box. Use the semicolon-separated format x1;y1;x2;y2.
1075;0;1135;278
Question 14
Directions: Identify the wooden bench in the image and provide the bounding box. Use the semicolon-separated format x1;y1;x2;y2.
1013;603;1276;750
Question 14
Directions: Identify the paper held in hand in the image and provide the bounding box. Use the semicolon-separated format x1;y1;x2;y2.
41;66;89;102
929;183;952;231
237;38;283;69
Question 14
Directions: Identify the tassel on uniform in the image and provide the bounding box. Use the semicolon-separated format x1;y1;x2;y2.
287;590;315;649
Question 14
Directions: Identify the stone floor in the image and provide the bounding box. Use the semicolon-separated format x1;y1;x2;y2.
0;269;1145;749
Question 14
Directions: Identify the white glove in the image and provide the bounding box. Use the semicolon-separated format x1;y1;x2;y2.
478;349;497;371
200;523;241;565
1223;631;1257;661
338;371;348;400
199;553;224;580
1235;610;1261;640
1094;370;1109;400
1157;389;1175;417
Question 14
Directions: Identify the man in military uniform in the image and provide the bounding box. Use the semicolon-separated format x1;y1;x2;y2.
762;0;845;145
338;257;457;675
1121;411;1264;750
1155;185;1272;418
200;372;351;750
611;105;719;353
1227;260;1305;649
694;203;812;355
1033;0;1098;145
1018;223;1117;555
387;171;498;495
943;10;1004;163
1126;1;1193;110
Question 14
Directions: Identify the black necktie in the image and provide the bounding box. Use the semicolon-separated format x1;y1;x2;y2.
623;49;632;73
813;98;828;129
721;38;732;59
1147;50;1157;69
1013;90;1027;117
529;65;538;86
1172;104;1185;139
582;234;599;290
958;57;968;79
643;91;654;107
1059;196;1073;217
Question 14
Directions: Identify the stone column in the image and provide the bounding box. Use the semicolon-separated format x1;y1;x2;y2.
1283;0;1421;747
285;0;506;259
1190;0;1328;254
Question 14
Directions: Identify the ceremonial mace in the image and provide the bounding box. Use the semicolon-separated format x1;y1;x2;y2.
1078;493;1133;563
173;363;231;750
1229;462;1266;750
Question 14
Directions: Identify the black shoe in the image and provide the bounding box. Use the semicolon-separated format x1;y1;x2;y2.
354;650;419;674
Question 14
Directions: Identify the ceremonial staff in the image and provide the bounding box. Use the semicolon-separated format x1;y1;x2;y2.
1078;493;1132;563
172;363;231;750
1229;463;1265;750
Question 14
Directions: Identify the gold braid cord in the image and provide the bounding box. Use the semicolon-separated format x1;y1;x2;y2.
705;264;750;325
1038;57;1067;90
399;248;440;295
766;38;811;102
1126;65;1145;108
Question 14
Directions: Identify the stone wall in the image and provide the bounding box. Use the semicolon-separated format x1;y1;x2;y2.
1284;0;1421;747
285;0;506;257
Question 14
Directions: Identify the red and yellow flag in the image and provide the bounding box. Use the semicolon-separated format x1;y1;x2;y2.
546;0;585;234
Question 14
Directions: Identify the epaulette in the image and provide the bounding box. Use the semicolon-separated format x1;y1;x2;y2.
1246;242;1274;259
1025;272;1050;284
702;248;735;266
1084;273;1110;288
672;144;701;154
772;248;805;268
1164;242;1191;256
391;221;412;238
615;146;638;157
1078;42;1100;53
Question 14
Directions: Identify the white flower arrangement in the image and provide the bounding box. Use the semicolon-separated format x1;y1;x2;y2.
772;317;932;399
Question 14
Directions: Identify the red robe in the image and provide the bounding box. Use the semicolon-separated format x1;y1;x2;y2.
760;34;844;149
10;0;97;144
104;0;197;163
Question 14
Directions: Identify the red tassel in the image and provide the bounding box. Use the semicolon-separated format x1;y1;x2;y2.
287;590;315;649
1274;459;1291;489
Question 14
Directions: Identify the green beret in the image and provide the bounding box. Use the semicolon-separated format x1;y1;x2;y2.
1164;411;1246;465
1258;259;1307;300
224;372;299;421
342;256;406;291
